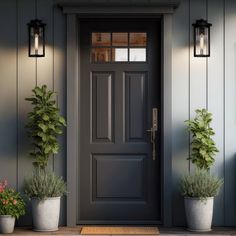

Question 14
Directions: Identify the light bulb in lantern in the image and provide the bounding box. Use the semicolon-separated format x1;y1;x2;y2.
34;33;39;54
199;33;204;55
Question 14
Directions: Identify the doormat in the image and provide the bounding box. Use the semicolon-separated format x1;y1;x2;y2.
80;226;160;235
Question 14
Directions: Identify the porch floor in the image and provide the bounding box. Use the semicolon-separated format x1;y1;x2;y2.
9;227;236;236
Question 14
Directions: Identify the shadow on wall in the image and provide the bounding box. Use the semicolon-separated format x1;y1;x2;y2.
0;108;33;226
223;152;236;226
172;122;189;226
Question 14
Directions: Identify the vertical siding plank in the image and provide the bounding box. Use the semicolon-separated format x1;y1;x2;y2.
189;0;207;175
0;0;17;189
189;0;207;116
37;0;54;170
225;0;236;226
172;0;190;226
37;0;54;90
53;1;67;225
207;0;225;226
17;0;36;226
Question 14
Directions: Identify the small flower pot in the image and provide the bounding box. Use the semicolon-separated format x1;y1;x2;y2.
0;215;15;234
184;197;214;232
31;197;61;232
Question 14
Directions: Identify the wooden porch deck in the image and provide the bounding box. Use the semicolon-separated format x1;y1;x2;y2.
8;227;236;236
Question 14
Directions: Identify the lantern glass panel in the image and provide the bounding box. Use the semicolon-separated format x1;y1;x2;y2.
29;25;45;56
195;27;209;56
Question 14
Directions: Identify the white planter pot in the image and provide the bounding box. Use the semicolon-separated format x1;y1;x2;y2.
0;215;15;234
31;197;61;232
184;197;214;232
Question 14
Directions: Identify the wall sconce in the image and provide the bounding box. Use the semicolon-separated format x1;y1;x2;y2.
192;19;212;57
27;19;46;57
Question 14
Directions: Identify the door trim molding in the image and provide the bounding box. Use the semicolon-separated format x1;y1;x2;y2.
66;14;79;227
59;1;179;15
61;2;178;227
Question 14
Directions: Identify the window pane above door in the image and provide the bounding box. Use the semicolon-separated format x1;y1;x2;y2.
130;48;146;62
91;48;111;62
112;33;128;46
92;33;111;46
91;32;147;63
130;33;147;46
112;48;128;62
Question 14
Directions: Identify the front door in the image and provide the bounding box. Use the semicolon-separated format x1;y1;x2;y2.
79;19;162;224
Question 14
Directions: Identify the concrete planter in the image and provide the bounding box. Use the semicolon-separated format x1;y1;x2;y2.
0;215;15;234
31;197;61;232
184;197;214;232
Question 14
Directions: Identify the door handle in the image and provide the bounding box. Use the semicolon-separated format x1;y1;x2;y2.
147;108;158;160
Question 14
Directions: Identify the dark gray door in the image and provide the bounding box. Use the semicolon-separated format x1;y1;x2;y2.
79;19;161;224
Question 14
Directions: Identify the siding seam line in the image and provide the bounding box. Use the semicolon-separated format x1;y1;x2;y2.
35;0;37;86
188;0;191;174
206;0;208;110
223;0;226;225
53;1;55;172
16;0;19;191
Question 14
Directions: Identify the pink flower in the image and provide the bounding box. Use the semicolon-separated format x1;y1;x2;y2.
3;180;7;187
0;180;7;192
13;200;17;205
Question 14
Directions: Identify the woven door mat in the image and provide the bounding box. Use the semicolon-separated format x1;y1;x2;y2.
80;226;160;235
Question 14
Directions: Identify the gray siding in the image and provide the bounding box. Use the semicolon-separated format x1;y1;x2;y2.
0;0;66;225
172;0;235;227
0;0;235;227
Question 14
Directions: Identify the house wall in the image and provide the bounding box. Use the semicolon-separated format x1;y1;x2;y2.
0;0;235;227
172;0;236;226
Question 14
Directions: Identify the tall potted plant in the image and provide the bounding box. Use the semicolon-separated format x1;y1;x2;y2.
24;85;66;232
180;109;223;232
0;180;25;234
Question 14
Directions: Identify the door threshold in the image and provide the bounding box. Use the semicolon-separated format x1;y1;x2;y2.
78;220;161;225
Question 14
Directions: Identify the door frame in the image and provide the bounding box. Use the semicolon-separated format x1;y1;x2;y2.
59;1;179;227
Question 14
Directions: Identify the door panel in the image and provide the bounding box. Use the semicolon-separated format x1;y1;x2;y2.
125;72;147;142
92;154;146;199
91;72;114;143
79;19;161;224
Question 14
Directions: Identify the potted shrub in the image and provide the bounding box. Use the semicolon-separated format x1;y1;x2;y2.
180;170;223;232
180;109;223;232
0;180;25;234
24;85;66;231
24;170;66;232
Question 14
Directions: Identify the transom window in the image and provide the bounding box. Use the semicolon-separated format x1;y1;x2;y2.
91;32;147;63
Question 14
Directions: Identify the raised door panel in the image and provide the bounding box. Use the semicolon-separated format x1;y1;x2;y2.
91;72;114;143
124;72;147;142
92;154;147;201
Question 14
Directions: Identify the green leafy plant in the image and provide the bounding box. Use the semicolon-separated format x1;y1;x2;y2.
0;180;25;219
180;170;223;200
24;170;67;200
25;85;66;169
185;109;219;170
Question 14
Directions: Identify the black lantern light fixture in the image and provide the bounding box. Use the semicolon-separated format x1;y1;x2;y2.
192;19;212;57
28;19;46;57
